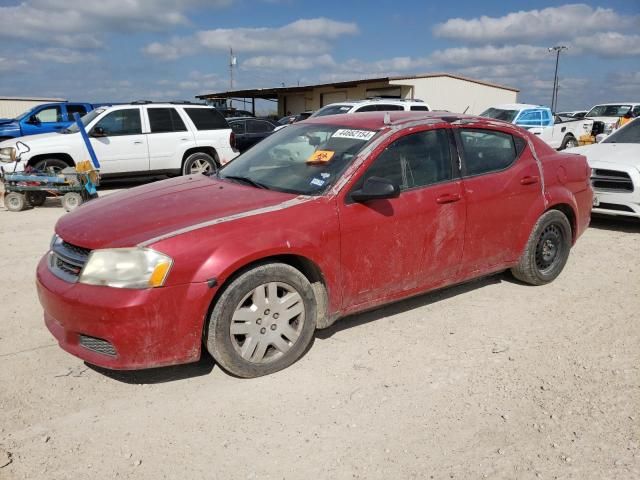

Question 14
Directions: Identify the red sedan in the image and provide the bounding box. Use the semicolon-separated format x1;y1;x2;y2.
37;112;592;378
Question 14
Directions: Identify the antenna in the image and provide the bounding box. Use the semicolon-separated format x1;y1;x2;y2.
229;47;237;107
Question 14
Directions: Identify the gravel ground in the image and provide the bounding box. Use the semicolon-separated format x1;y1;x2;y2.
0;192;638;480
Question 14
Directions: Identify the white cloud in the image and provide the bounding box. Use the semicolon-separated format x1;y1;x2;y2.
434;4;640;44
29;48;97;64
430;45;548;66
573;33;640;57
0;0;232;47
143;18;358;60
243;54;336;70
0;57;29;73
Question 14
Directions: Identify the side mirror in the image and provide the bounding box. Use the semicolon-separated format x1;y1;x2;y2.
27;115;40;124
91;126;107;137
351;176;400;203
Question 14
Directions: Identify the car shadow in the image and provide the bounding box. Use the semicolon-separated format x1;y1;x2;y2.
589;215;640;233
316;272;506;340
85;350;216;384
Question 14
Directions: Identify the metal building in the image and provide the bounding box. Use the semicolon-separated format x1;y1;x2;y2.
196;73;518;116
0;96;66;119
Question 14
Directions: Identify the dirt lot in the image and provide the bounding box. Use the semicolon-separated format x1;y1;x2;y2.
1;191;638;480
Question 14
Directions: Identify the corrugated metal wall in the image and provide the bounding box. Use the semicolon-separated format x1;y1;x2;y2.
0;99;66;119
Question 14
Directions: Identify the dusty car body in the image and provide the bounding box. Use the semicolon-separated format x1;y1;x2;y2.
37;112;592;377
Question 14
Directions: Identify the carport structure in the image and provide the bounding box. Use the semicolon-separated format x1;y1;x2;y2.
196;73;519;117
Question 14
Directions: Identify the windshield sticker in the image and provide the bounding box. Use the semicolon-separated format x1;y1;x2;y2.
332;129;376;141
320;172;331;179
306;150;335;164
310;178;325;187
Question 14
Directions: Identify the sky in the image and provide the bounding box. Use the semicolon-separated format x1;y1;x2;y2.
0;0;638;114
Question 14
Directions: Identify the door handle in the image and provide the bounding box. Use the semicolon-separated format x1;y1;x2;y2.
133;141;143;144
179;138;189;141
520;175;539;185
533;132;541;135
436;193;461;204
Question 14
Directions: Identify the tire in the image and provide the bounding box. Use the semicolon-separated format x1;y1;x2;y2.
61;192;83;212
560;135;578;150
26;191;47;207
206;263;317;378
182;152;217;176
511;210;572;285
4;192;27;212
33;158;69;174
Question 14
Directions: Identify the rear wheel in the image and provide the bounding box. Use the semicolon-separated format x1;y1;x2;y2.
560;134;578;150
206;263;317;378
4;192;27;212
33;158;69;174
183;152;217;176
511;210;572;285
61;192;83;212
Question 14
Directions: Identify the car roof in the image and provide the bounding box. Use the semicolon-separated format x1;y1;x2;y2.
302;111;498;130
324;99;427;107
589;102;640;106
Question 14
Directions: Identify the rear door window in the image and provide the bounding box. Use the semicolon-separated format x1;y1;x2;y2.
229;121;246;134
148;108;187;133
185;108;229;130
516;110;543;127
247;120;274;133
66;104;87;120
410;105;429;111
34;106;62;123
459;129;521;176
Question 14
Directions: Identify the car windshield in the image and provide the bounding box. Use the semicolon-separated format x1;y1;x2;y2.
586;105;632;117
602;118;640;144
479;108;519;123
64;108;105;133
311;105;353;117
219;123;377;195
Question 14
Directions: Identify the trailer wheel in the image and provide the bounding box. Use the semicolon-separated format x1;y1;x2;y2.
26;191;47;207
62;192;83;212
4;192;27;212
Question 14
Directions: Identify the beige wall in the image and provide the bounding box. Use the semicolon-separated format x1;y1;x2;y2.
390;77;517;114
0;99;65;119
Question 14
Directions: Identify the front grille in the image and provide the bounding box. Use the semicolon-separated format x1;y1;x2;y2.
48;238;91;283
591;169;634;193
596;203;635;213
79;334;117;356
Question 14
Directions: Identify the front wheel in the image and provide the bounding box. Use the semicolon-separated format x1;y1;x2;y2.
182;152;217;176
511;210;572;285
33;158;69;174
206;263;317;378
560;135;578;150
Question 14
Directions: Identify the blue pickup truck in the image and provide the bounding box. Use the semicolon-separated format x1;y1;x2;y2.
0;102;96;141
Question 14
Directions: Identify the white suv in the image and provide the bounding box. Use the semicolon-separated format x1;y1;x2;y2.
0;102;238;177
310;98;431;118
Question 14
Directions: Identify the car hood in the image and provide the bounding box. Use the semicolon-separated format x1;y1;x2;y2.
55;175;304;249
566;143;640;168
0;118;17;125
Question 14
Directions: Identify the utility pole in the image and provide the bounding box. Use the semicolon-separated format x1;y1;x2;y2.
548;46;567;112
229;47;236;108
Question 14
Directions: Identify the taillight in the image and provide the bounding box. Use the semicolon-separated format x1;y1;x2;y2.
230;132;236;149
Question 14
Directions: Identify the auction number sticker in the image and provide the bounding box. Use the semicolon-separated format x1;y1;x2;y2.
332;129;376;141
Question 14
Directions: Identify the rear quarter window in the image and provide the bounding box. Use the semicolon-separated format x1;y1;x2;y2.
185;108;229;130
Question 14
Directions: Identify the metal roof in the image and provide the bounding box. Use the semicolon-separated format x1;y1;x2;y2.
0;96;67;102
196;73;519;100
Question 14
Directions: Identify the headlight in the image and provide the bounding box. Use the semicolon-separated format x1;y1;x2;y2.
0;146;16;163
79;248;173;289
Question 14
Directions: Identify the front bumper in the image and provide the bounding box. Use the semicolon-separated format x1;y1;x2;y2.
590;163;640;218
37;255;215;369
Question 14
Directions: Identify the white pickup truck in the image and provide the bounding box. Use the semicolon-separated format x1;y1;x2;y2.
480;103;595;150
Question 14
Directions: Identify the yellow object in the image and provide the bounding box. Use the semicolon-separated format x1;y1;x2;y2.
306;150;335;163
578;134;595;146
148;261;172;287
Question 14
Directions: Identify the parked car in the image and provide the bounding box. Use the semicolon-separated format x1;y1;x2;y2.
585;103;640;135
278;111;313;125
566;117;640;219
228;117;279;152
310;98;430;118
480;103;595;150
37;111;592;377
557;110;587;119
0;102;95;142
0;103;238;176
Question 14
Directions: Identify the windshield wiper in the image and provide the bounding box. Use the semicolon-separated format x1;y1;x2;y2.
221;175;269;189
